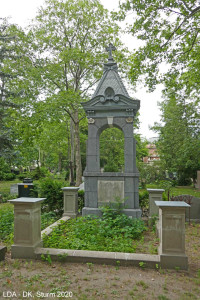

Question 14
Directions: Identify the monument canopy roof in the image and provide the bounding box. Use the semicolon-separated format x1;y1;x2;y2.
82;44;140;115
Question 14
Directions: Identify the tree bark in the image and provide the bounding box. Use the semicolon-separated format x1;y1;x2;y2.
69;116;75;183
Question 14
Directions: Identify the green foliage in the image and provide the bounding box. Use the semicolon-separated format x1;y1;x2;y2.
138;161;166;185
41;254;52;265
139;190;149;208
139;261;146;269
117;1;200;98
78;190;85;213
31;167;50;180
0;158;15;181
0;18;20;157
0;204;58;245
41;212;58;230
0;203;14;241
100;128;124;172
153;96;200;184
37;178;64;215
43;212;147;253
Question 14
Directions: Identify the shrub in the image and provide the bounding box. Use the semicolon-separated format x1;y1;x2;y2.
37;178;64;216
0;157;16;181
32;167;49;180
139;190;149;208
17;172;32;181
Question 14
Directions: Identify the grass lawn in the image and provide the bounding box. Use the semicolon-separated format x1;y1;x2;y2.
146;184;200;198
0;179;19;195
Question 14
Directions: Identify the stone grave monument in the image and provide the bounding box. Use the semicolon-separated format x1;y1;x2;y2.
81;44;141;218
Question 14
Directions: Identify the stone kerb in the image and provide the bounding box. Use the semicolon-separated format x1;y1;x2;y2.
9;197;45;259
147;189;165;217
155;201;190;270
62;187;79;217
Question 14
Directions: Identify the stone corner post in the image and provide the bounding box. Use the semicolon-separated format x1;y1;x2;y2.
62;187;79;217
9;197;45;259
155;201;190;270
147;189;165;217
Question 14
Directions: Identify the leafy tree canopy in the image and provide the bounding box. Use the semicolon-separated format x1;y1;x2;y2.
116;0;200;98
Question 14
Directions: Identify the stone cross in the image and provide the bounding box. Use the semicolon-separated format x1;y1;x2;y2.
105;43;116;60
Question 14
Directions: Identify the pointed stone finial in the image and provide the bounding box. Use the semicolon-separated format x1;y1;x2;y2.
105;43;116;61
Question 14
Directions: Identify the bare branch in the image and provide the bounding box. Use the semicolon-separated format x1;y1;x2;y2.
181;29;200;57
161;17;187;48
79;78;100;95
63;108;76;123
179;0;193;12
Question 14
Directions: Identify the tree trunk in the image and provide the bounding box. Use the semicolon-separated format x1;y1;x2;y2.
74;110;82;186
69;116;75;183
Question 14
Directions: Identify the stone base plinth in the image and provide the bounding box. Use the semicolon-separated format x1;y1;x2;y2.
63;212;77;218
9;197;45;259
82;207;142;218
160;254;188;270
11;241;43;259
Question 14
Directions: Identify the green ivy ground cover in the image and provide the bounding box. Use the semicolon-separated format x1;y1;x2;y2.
43;211;147;253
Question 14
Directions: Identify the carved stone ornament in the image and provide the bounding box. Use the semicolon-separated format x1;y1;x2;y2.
126;117;133;123
88;118;95;124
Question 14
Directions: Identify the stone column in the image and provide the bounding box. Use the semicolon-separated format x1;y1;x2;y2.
62;187;79;217
9;197;45;259
155;201;190;270
147;189;165;217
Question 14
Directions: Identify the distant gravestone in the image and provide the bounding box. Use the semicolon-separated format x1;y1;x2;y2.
196;171;200;190
10;184;18;195
81;44;141;218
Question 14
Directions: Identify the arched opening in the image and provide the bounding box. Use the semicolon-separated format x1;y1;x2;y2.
99;127;124;172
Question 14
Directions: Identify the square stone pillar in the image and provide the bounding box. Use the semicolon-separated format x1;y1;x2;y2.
62;187;79;217
155;201;190;270
147;189;165;217
9;197;45;259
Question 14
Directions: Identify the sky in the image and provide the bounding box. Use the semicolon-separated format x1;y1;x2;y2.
1;0;162;139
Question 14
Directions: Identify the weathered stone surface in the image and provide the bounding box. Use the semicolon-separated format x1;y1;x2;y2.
81;46;141;218
196;171;200;189
9;197;45;259
98;180;124;204
10;184;18;194
187;197;200;221
155;201;190;270
0;246;7;261
147;189;165;217
35;247;160;268
62;187;79;217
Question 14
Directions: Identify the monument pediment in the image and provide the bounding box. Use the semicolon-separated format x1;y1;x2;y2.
82;94;140;111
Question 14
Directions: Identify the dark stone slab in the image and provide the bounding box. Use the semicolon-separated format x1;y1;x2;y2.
0;246;7;261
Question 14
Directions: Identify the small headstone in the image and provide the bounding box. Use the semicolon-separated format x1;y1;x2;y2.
10;184;18;195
